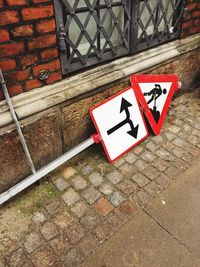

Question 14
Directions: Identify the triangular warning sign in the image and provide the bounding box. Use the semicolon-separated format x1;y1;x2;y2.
130;75;179;135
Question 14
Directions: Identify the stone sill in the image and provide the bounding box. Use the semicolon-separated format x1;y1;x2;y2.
0;33;200;129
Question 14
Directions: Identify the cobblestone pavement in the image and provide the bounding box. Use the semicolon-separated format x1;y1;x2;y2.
0;90;200;267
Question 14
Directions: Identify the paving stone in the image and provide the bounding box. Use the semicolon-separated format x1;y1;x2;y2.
134;159;148;171
71;175;87;190
49;236;71;256
24;232;43;254
162;141;175;151
164;131;177;141
4;247;27;267
81;186;101;204
110;191;125;207
173;158;189;171
65;222;86;245
156;174;172;189
78;234;99;257
62;188;79;206
172;146;186;158
124;152;138;164
32;211;47;224
143;166;160;180
93;220;112;242
106;170;123;184
62;248;84;267
146;141;159;152
118;198;138;215
94;197;114;216
53;210;74;230
132;190;153;208
89;172;103;187
141;151;157;163
53;177;69;192
187;135;199;146
80;209;101;230
71;201;88;218
151;158;170;172
118;163;136;177
117;180;138;195
113;158;125;168
131;173;149;187
164;166;182;179
81;165;93;175
155;148;175;161
45;200;63;215
167;125;181;134
99;183;114;196
182;153;193;163
153;135;164;144
0;260;4;267
62;167;77;179
40;222;58;241
143;181;161;197
183;123;191;132
107;212;124;230
30;245;56;267
132;145;144;155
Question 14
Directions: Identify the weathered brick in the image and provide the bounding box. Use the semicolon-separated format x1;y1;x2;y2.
0;0;3;8
187;3;197;11
8;84;23;96
192;10;200;18
0;42;24;57
0;59;16;72
0;29;10;42
182;20;194;30
20;54;38;67
25;79;43;91
7;0;27;6
12;25;33;37
28;35;56;50
36;19;56;33
22;6;54;21
32;0;51;3
41;48;58;60
0;10;19;26
33;59;60;76
189;26;200;34
6;69;30;84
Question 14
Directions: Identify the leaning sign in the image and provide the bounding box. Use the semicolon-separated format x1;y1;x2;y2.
91;74;179;162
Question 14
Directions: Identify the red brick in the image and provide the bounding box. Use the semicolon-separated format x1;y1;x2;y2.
41;48;58;60
45;71;62;84
32;0;50;2
8;84;23;96
28;35;56;50
33;59;60;76
0;59;16;72
187;3;197;11
20;54;38;67
194;18;200;25
22;6;54;21
7;0;27;6
6;69;30;84
189;26;200;34
193;10;200;18
0;0;4;8
36;19;56;33
25;79;43;91
0;29;10;42
12;25;33;37
0;10;19;26
0;90;4;101
0;42;24;57
181;20;193;30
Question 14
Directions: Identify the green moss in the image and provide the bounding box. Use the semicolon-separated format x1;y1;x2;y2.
14;181;59;216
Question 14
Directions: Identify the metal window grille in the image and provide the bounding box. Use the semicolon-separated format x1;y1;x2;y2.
54;0;185;75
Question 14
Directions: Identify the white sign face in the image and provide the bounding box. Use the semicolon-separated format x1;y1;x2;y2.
138;82;172;123
90;88;148;162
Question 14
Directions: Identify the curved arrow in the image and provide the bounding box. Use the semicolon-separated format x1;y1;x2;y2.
107;98;139;138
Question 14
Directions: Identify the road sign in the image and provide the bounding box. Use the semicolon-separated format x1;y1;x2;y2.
90;87;148;162
130;75;179;135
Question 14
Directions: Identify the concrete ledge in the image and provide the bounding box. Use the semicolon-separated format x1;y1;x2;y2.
0;34;200;129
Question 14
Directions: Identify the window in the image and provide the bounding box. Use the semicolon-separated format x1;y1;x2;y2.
54;0;185;75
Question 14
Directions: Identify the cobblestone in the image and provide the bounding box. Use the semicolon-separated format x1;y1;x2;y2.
124;152;137;164
106;170;123;184
110;191;125;207
62;248;84;266
30;245;56;267
23;232;43;254
132;145;144;155
151;158;170;172
134;159;148;171
65;223;86;245
71;175;87;190
164;166;182;179
93;220;112;242
71;201;88;218
132;190;153;208
53;177;69;191
78;234;99;257
32;211;47;224
94;197;114;216
99;183;114;195
62;167;76;179
80;209;101;230
118;163;136;177
143;181;161;197
45;200;63;215
89;172;103;187
143;166;160;180
40;222;58;241
53;210;74;230
117;180;138;195
4;247;27;267
81;186;101;204
62;188;80;206
81;165;93;175
156;174;172;189
131;173;150;187
49;236;71;256
141;150;157;163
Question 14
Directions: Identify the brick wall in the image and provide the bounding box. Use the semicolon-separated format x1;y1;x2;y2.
181;0;200;38
0;0;62;100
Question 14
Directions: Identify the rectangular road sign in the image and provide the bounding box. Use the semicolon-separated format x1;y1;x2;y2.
90;87;148;162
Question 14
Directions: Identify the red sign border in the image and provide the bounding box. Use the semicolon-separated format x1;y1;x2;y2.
90;86;149;163
130;74;179;136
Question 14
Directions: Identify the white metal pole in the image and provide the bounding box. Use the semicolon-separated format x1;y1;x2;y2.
0;137;95;205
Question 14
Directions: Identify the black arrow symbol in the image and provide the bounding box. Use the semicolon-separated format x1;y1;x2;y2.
107;98;139;138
